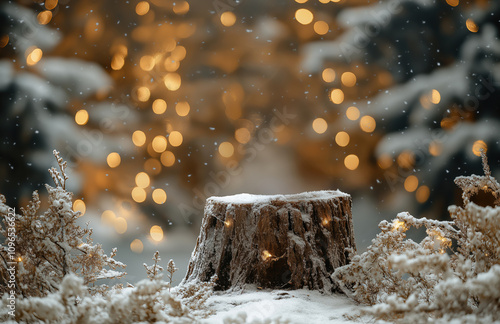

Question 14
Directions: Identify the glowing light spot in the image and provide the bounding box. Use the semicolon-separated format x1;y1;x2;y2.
173;1;190;15
101;210;116;225
224;219;232;227
404;175;419;192
335;131;350;147
139;55;155;71
295;0;308;3
168;131;183;147
359;115;376;133
429;141;442;156
344;154;359;170
135;172;150;188
164;73;181;91
346;106;360;121
221;11;237;27
392;220;406;231
73;199;86;216
160;151;175;167
312;118;328;134
150;225;164;241
152;189;167;204
322;218;329;226
111;55;125;70
322;68;335;82
341;72;357;87
430;89;441;104
135;1;150;15
313;21;329;35
137;86;150;102
261;250;272;261
472;140;487;156
152;99;167;114
175;101;190;116
45;0;58;10
27;48;43;66
397;151;415;169
144;158;161;175
446;0;459;6
416;185;430;203
219;142;234;158
235;128;251;144
330;89;344;104
132;130;146;147
107;152;121;168
295;9;313;25
114;217;127;234
37;11;52;25
466;19;478;33
130;239;144;253
131;187;147;203
377;153;393;169
152;135;168;153
171;46;187;61
75;109;89;125
164;57;180;72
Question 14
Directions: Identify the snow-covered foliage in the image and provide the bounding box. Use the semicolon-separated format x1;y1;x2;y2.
333;153;500;323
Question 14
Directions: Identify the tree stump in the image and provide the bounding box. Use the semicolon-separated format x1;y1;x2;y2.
183;191;356;292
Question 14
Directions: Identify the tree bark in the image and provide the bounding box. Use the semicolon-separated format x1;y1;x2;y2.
183;191;356;292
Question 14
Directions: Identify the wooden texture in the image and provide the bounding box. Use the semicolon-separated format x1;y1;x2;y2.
183;191;356;292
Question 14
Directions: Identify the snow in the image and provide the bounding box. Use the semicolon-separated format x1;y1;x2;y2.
208;190;350;205
201;287;360;324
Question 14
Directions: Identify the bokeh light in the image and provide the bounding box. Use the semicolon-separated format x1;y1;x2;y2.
152;135;168;153
322;68;335;82
73;199;86;216
404;175;419;192
472;140;487;156
152;188;167;204
135;172;150;188
312;118;328;134
416;185;430;203
107;152;121;168
330;89;344;104
219;142;235;158
130;239;144;253
295;9;313;25
341;72;356;87
135;1;150;16
160;151;176;167
150;225;164;241
360;115;376;133
132;130;147;147
346;106;360;121
152;99;167;114
335;131;350;147
75;109;89;125
114;217;127;234
131;187;147;203
344;154;359;170
175;101;190;116
169;131;183;147
221;11;237;27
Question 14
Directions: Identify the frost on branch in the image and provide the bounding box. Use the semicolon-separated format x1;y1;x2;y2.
0;150;126;298
333;152;500;323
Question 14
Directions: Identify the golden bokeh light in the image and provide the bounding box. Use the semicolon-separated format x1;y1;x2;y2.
137;86;151;102
152;135;168;153
45;0;58;10
169;131;183;147
152;188;167;204
261;250;272;261
472;140;487;156
341;72;357;87
429;141;442;156
344;154;359;170
235;128;251;144
135;1;150;16
335;131;350;147
312;118;328;134
164;73;181;91
359;115;376;133
160;151;176;167
330;89;344;104
101;210;116;225
139;55;155;71
114;217;127;234
219;142;235;158
111;55;125;70
130;239;144;253
173;1;190;15
322;68;335;82
107;152;121;168
164;57;180;72
152;99;167;114
404;175;419;192
0;35;9;48
135;172;150;188
295;0;308;3
397;151;415;169
73;199;86;216
346;106;360;121
75;109;89;125
221;11;237;27
430;89;441;104
132;130;146;147
313;21;329;35
446;0;459;6
416;185;430;203
377;153;393;169
171;46;187;61
144;158;162;175
466;18;478;33
175;101;190;116
150;225;164;241
295;9;313;25
131;187;147;203
27;48;43;66
37;11;52;25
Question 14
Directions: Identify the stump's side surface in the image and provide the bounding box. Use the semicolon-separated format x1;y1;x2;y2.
183;191;355;292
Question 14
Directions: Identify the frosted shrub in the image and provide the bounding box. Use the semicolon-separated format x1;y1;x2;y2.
333;153;500;323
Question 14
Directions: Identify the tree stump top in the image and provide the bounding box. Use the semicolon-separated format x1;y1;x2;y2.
207;190;350;206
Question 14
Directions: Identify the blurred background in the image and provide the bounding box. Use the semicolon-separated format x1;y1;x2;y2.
1;0;499;283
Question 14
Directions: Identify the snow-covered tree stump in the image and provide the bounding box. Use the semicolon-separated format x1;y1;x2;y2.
184;191;356;292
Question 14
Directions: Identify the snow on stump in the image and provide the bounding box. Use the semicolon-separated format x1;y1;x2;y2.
184;190;356;292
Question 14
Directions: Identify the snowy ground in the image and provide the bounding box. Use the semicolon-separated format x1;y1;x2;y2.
202;287;362;324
